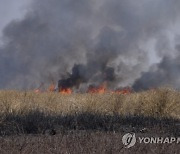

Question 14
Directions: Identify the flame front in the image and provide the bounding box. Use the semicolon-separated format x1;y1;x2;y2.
87;83;107;94
112;87;132;94
59;88;72;94
48;84;56;92
35;82;132;95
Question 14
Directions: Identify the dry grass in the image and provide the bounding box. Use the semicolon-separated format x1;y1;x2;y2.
0;87;179;119
0;88;179;153
0;87;179;136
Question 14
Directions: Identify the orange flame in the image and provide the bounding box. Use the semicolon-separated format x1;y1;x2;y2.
34;89;41;93
59;88;72;94
34;82;44;93
48;84;56;92
87;83;107;94
34;81;132;95
112;87;132;94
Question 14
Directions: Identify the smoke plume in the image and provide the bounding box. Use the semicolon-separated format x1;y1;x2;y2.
0;0;180;90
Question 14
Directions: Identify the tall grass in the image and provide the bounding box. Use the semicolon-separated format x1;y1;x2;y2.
0;88;179;136
0;88;179;119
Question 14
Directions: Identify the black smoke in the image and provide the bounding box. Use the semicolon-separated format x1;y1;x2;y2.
58;64;87;90
58;64;115;90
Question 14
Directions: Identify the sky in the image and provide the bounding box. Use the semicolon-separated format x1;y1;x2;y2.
0;0;31;40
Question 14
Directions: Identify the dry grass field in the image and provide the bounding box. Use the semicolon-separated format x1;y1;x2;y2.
0;88;179;153
0;88;179;118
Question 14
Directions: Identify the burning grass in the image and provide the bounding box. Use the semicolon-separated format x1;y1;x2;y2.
0;87;179;119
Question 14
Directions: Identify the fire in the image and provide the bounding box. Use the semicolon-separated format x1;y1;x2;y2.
87;83;107;94
87;83;132;94
34;89;41;93
48;83;56;92
34;82;132;95
112;87;132;94
34;83;44;93
59;88;72;94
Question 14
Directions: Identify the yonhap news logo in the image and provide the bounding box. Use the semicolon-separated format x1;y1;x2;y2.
122;133;136;148
122;133;180;148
